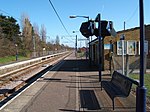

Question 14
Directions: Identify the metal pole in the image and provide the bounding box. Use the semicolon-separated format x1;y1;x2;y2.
15;44;18;61
69;15;89;59
120;34;125;75
75;35;77;57
139;0;145;88
89;37;92;66
109;40;113;74
136;0;147;111
124;21;126;30
33;35;36;57
14;36;18;61
122;39;124;75
86;17;89;60
97;14;102;82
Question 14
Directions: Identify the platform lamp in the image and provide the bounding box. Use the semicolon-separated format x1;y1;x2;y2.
72;31;78;57
69;15;90;59
136;0;147;112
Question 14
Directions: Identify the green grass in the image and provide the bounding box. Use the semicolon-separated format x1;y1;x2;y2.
77;52;85;58
0;55;29;65
129;74;150;99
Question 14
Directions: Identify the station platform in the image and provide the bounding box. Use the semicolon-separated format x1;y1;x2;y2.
0;53;150;112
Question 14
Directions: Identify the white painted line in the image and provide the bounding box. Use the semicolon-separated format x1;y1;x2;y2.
0;78;37;110
0;59;65;111
76;72;79;111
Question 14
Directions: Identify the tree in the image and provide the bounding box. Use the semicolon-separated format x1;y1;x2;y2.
40;24;46;42
55;35;60;45
39;24;47;53
55;35;61;50
0;14;20;42
0;14;21;57
33;23;42;54
21;15;33;52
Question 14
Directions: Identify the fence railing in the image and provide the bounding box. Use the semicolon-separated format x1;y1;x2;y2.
111;54;140;75
31;49;67;58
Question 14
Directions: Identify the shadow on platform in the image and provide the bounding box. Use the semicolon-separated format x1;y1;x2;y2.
80;90;101;110
51;59;98;72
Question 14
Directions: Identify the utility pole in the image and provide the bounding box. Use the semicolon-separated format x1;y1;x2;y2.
33;35;36;57
13;35;18;61
75;35;77;57
124;21;126;30
95;14;102;82
32;28;36;58
120;34;125;75
136;0;147;111
69;15;89;59
15;43;18;61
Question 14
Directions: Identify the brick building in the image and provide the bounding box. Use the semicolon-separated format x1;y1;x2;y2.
89;24;150;71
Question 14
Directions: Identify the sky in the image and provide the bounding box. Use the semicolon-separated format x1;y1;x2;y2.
0;0;150;47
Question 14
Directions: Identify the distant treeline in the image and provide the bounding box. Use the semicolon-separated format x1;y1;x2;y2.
0;14;71;57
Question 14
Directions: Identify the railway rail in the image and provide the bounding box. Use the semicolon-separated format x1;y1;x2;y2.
0;51;71;101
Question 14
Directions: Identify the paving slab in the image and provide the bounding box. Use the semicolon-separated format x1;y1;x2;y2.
1;53;150;112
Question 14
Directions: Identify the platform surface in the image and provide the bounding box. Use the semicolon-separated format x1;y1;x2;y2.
1;53;150;112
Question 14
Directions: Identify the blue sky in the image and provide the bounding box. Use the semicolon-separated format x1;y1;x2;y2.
0;0;150;47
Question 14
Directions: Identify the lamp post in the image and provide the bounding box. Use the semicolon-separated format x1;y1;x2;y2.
32;35;36;58
46;36;51;55
72;31;78;57
136;0;147;112
15;44;18;61
95;14;102;82
69;15;90;59
13;35;18;61
69;15;89;20
61;35;77;55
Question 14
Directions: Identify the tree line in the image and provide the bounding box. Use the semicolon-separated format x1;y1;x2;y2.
0;14;70;58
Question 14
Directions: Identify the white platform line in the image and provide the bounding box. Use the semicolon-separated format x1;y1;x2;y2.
76;72;79;111
0;59;65;110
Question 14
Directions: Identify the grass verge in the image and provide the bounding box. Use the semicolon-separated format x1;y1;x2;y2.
0;55;29;65
129;73;150;99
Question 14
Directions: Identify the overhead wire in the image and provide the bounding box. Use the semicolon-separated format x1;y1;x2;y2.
0;11;20;31
1;4;75;44
126;5;138;22
124;2;139;29
48;0;69;35
0;9;22;22
48;0;75;43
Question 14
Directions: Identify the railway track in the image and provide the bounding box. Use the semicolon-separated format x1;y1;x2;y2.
0;51;71;101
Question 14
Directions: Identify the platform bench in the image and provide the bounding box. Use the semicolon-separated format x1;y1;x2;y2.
101;71;139;110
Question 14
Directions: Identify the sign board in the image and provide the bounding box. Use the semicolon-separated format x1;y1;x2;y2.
117;41;126;55
127;41;136;55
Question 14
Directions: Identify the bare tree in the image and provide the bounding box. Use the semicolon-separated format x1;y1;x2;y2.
21;14;33;54
40;24;46;42
55;35;60;45
33;23;42;54
33;23;39;36
55;35;61;50
20;13;29;31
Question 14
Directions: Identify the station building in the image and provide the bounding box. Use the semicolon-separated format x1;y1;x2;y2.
89;24;150;72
